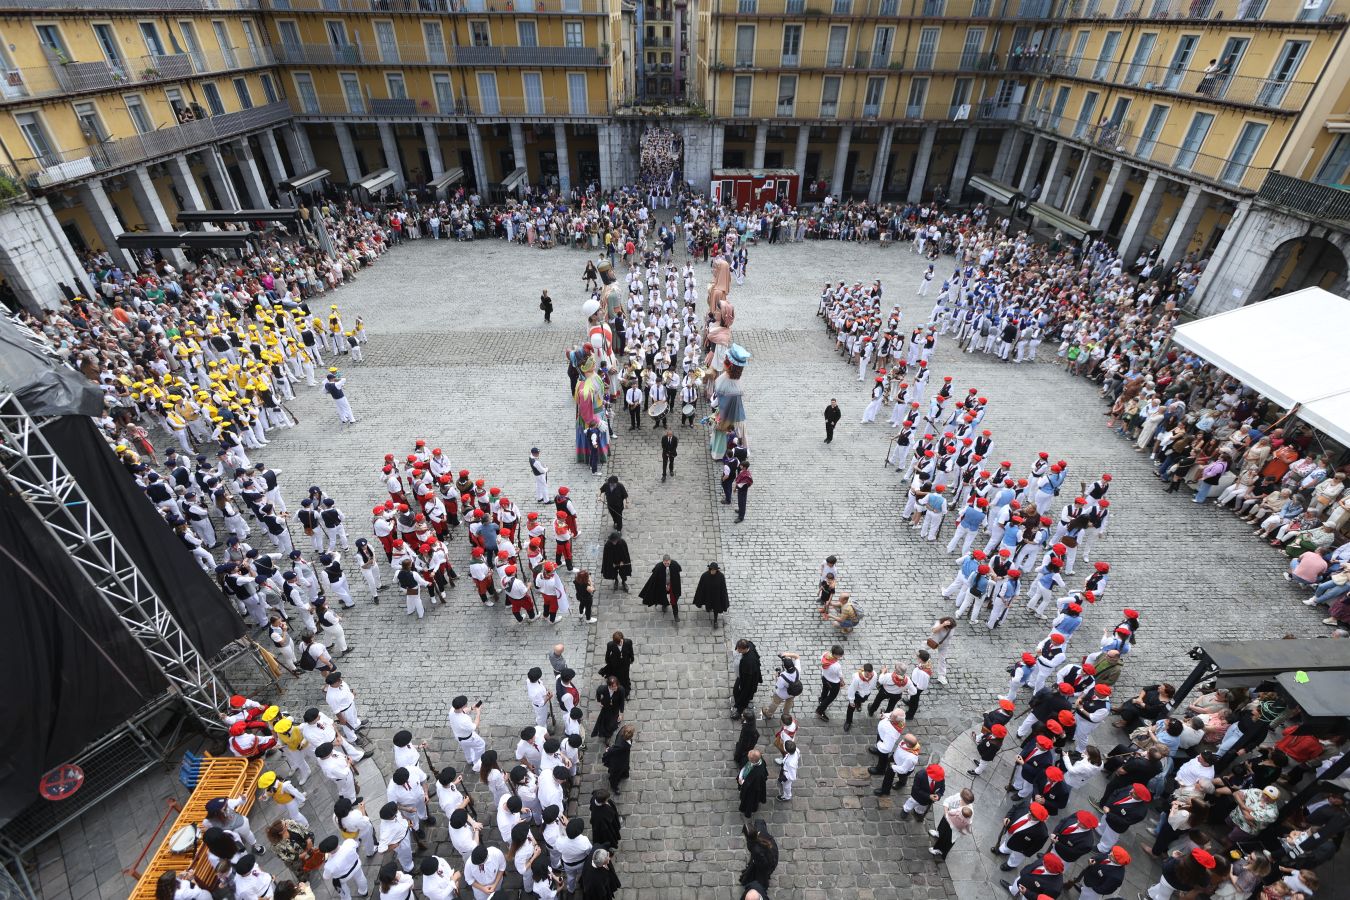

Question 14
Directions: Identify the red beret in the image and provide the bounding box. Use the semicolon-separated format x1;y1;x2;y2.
1050;633;1065;644
1057;682;1074;694
999;698;1015;711
1045;720;1064;735
1041;853;1064;874
1029;801;1048;820
1021;652;1036;664
925;764;945;781
1075;809;1099;828
1191;847;1216;869
1094;684;1112;696
1132;783;1152;801
1110;845;1131;865
991;723;1008;737
1035;735;1053;749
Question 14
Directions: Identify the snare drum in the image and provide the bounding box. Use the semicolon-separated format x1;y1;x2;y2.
168;824;198;854
681;403;695;416
648;400;669;419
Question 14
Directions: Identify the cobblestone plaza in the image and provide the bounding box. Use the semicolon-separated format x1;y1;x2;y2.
32;234;1329;900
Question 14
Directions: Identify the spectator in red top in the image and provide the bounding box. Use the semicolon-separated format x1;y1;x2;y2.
1274;724;1326;765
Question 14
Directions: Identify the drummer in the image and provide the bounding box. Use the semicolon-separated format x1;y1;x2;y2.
648;378;670;429
680;380;700;427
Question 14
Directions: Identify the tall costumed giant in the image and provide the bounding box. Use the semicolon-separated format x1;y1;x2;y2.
708;343;751;459
573;298;613;465
704;256;735;379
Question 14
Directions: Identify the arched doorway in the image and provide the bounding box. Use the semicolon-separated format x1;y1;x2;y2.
1249;234;1349;303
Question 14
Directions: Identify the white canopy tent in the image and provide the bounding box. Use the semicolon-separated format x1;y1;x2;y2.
1171;287;1350;446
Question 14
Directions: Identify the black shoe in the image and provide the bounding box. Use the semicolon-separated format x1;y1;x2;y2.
816;712;829;722
872;788;890;796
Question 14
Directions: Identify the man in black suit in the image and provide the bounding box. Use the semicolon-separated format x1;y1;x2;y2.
824;399;842;443
661;429;679;481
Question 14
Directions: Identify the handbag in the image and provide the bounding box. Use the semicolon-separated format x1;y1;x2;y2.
1061;535;1079;548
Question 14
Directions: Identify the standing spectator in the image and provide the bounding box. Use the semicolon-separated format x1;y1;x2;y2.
734;711;759;767
824;399;842;443
739;819;778;892
692;561;730;628
731;639;763;720
601;532;631;592
539;290;553;323
601;724;633;793
734;462;753;523
600;630;635;694
592;675;627;746
638;555;683;620
574;570;596;623
599;476;628;532
929;788;976;862
737;749;769;819
661;429;679;481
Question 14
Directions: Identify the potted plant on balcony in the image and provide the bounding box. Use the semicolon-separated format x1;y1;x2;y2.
0;173;24;203
141;66;161;80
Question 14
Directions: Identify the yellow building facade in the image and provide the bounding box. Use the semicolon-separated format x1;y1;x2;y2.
0;0;1346;313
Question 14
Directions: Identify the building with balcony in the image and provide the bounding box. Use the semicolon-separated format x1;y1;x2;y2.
0;0;1347;314
0;1;310;303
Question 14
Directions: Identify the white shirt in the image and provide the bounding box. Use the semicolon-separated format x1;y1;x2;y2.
538;769;565;811
875;717;903;754
909;666;931;692
448;710;479;741
321;838;362;881
555;832;593;866
377;813;412;851
848;673;876;699
1175;757;1214;788
464;846;507;900
821;658;843;684
421;856;459;900
450;821;479;860
527;679;550;710
780;749;801;781
773;668;799;700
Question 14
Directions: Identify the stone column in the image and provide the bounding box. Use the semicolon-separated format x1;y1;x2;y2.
1039;141;1068;205
1158;184;1211;267
234;139;272;209
467;123;490;194
597;123;614;192
78;179;136;271
423;123;445;186
169;154;209;215
1063;151;1096;218
1089;160;1129;233
259;129;289;186
378;123;406;192
1016;134;1046;194
128;165;188;268
908;124;937;203
830;125;853;199
510;123;527;175
793;125;810;201
0;198;91;310
1117;171;1164;262
285;124;316;173
1191;199;1262;314
752;124;767;169
333;123;363;184
202;147;240;210
949;126;978;204
554;124;571;196
993;129;1026;184
710;124;725;171
868;125;894;204
35;196;94;294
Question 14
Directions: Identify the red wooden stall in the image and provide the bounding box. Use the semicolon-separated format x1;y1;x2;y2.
710;169;801;208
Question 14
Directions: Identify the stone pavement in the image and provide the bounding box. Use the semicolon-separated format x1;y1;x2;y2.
28;232;1333;900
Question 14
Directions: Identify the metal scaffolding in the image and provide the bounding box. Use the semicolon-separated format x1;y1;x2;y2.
0;387;234;731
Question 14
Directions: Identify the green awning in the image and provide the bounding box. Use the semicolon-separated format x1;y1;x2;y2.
967;175;1023;207
1027;201;1094;240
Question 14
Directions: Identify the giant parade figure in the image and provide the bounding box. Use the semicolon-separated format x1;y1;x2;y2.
573;296;615;465
702;253;749;458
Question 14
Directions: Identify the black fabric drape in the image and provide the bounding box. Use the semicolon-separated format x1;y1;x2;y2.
0;472;165;825
47;416;244;656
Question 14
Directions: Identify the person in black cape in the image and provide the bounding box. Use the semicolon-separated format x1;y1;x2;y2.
601;724;633;792
739;819;779;889
600;531;632;591
592;675;627;745
638;555;682;620
692;561;730;628
599;631;635;694
589;788;622;848
732;639;763;719
734;711;759;767
580;847;621;899
738;749;768;818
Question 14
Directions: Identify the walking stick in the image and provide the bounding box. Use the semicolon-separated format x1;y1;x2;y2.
991;818;1010;854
